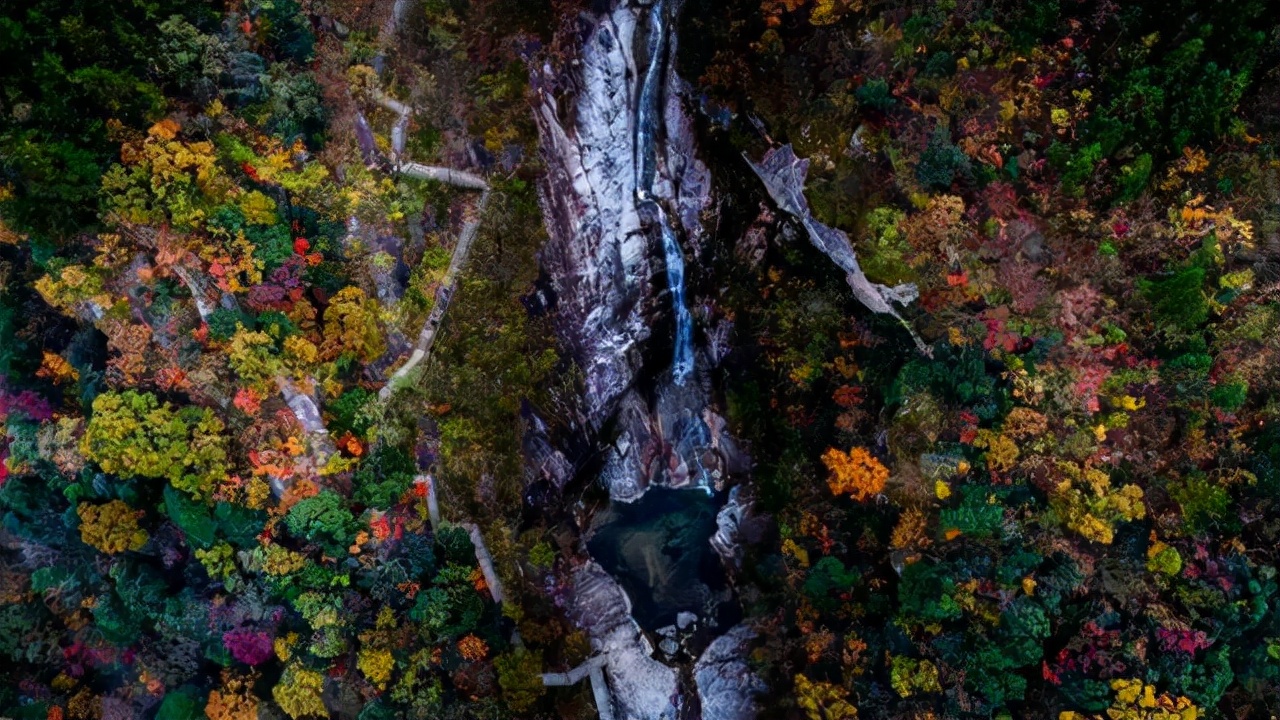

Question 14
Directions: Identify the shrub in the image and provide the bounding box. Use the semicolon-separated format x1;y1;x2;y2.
794;673;858;720
156;687;205;720
1142;267;1208;333
223;630;273;666
916;130;971;190
1210;380;1248;412
272;664;327;719
1168;474;1231;534
856;78;895;111
890;656;942;697
352;445;415;509
1147;540;1183;576
77;500;147;555
81;391;228;499
495;649;546;713
898;560;962;625
284;491;356;556
357;647;395;689
803;556;860;610
1115;153;1153;202
940;490;1005;539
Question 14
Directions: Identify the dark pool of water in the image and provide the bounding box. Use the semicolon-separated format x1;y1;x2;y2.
587;486;734;632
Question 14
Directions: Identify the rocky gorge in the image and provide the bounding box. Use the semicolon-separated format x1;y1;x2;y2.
524;0;789;716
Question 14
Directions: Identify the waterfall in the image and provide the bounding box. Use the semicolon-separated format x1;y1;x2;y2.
635;0;695;386
531;2;763;714
636;0;666;194
658;214;695;385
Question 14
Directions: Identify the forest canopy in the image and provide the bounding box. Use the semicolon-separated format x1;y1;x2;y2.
3;0;1280;719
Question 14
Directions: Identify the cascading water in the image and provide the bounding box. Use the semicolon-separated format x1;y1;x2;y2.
636;0;695;386
635;0;665;195
657;217;695;385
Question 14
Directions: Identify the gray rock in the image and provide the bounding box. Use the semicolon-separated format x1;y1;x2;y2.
521;403;575;490
695;624;766;720
532;3;764;718
567;562;681;720
710;486;751;570
532;6;652;429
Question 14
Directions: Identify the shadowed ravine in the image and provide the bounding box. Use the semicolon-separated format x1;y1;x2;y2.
530;0;762;717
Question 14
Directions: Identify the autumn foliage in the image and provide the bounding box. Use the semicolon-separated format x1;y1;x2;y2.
76;500;148;554
0;0;555;716
821;446;888;501
5;0;1280;718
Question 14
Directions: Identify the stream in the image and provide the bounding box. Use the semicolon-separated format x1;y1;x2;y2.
638;0;695;386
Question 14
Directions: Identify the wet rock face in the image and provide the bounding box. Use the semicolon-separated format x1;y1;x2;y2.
531;5;652;429
534;0;723;525
599;389;659;502
531;0;712;426
532;0;724;503
657;22;712;254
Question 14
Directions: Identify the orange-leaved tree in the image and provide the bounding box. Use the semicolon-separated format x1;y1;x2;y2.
821;446;888;501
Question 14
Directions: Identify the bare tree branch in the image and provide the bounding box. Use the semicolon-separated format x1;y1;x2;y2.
396;162;490;191
746;144;930;355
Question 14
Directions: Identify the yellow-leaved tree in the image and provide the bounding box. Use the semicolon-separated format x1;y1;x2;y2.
272;664;327;719
794;673;858;719
321;286;386;362
77;500;148;554
81;390;229;499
